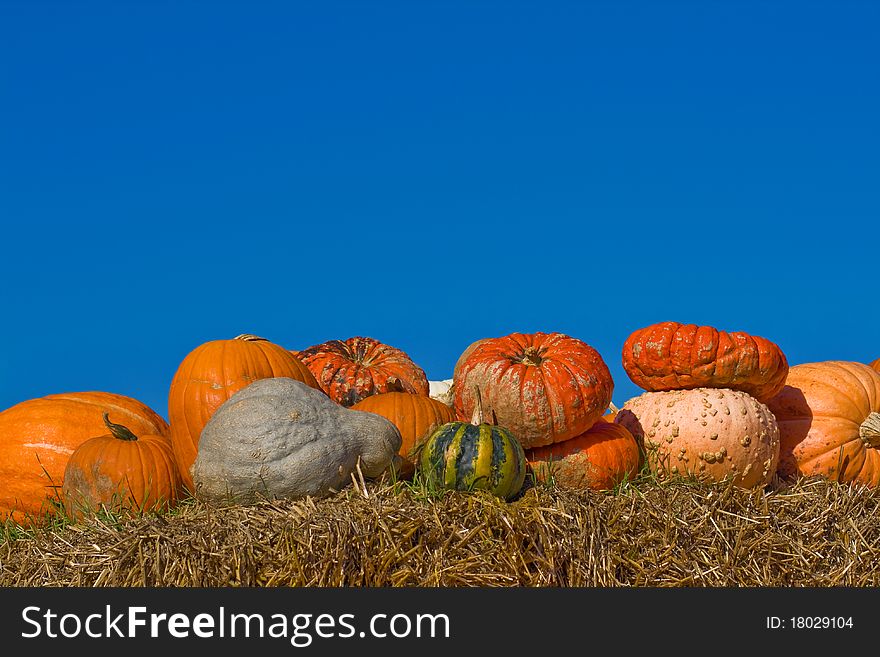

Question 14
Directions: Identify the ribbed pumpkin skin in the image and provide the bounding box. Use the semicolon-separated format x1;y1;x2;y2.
297;336;429;407
453;339;489;381
62;420;181;519
764;361;880;486
168;334;321;493
351;392;455;478
871;359;880;373
453;332;614;449
622;321;788;403
419;421;526;500
0;392;169;524
527;421;640;490
616;388;780;488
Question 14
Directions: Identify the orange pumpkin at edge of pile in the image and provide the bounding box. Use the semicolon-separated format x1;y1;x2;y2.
765;360;880;486
0;391;170;525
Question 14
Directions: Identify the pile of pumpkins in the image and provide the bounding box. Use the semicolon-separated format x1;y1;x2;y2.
2;323;880;526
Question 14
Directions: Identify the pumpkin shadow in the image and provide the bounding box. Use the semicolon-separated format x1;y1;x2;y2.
767;385;814;481
614;408;650;471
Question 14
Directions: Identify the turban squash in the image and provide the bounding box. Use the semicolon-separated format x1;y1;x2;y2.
622;321;788;403
168;333;321;493
0;391;169;524
765;361;880;486
453;332;613;449
297;336;429;407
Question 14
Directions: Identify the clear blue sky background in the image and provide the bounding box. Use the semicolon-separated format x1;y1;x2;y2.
1;1;877;421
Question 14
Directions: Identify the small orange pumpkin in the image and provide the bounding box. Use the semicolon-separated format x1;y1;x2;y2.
62;413;181;519
351;392;456;478
871;358;880;373
168;333;321;493
526;420;640;490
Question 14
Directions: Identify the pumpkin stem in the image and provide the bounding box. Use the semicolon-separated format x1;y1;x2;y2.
234;334;268;342
470;386;485;426
519;347;544;367
609;402;619;414
102;412;139;441
860;412;880;448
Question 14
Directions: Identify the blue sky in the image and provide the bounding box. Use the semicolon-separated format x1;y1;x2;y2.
1;1;878;420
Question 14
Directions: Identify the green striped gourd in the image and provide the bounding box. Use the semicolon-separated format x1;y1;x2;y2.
417;387;526;500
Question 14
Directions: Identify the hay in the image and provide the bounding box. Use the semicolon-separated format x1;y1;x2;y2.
2;476;880;587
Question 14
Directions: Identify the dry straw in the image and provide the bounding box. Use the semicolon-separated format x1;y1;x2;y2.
2;475;880;587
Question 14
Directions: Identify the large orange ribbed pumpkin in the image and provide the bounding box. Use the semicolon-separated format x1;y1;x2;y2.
453;332;614;450
0;391;169;524
526;420;640;490
168;334;321;493
765;361;880;486
351;392;455;478
62;413;181;519
622;321;788;402
297;336;429;407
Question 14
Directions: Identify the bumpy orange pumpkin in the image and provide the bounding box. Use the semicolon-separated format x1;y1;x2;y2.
453;332;614;449
765;361;880;486
168;334;321;493
297;336;429;407
527;420;640;490
616;388;780;488
622;321;788;402
62;413;181;519
0;392;169;524
351;392;456;478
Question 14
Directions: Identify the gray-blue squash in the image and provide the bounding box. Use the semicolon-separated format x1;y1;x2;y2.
191;377;402;504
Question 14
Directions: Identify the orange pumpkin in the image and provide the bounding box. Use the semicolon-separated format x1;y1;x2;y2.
765;361;880;485
0;392;169;524
871;358;880;373
622;321;788;402
453;332;614;450
168;334;321;493
351;392;455;478
527;420;640;490
62;413;181;519
297;336;429;407
453;338;489;381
